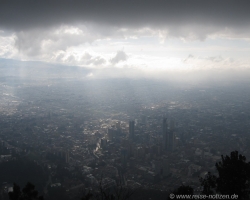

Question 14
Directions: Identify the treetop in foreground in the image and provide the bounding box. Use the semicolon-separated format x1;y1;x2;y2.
200;151;250;200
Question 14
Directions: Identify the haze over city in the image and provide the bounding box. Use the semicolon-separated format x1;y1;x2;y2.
1;1;250;200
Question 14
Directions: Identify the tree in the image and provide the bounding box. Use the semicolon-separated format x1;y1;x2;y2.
9;182;44;200
172;185;193;195
200;172;217;195
200;151;250;199
9;183;21;200
81;191;93;200
167;185;193;200
215;151;250;199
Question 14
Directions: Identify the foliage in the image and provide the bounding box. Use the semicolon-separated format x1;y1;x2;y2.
215;151;250;199
172;185;194;195
200;151;250;199
9;182;44;200
199;172;217;195
167;185;193;200
81;191;93;200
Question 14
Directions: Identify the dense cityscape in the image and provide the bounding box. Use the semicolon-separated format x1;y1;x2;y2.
1;75;250;199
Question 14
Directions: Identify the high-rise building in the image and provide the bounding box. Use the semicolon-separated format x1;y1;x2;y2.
101;138;107;149
129;121;135;139
121;148;128;167
168;130;175;151
162;118;168;150
107;128;118;140
134;146;145;159
170;119;175;131
162;118;176;151
168;119;175;151
65;151;69;163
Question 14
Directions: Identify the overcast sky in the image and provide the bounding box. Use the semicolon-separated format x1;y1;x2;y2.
1;0;250;78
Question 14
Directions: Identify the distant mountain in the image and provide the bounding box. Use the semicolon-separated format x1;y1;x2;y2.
0;58;92;80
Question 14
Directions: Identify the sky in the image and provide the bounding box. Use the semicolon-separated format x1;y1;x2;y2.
1;0;250;79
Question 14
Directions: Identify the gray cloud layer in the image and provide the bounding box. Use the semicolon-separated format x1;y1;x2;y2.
1;0;250;32
1;0;250;68
110;51;128;64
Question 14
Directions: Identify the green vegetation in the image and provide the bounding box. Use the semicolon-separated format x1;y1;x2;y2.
200;151;250;199
171;185;194;196
170;151;250;200
9;182;43;200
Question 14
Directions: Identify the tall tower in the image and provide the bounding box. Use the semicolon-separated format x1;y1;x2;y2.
65;151;69;163
129;121;135;139
121;148;128;167
170;119;175;131
162;118;168;150
169;119;175;151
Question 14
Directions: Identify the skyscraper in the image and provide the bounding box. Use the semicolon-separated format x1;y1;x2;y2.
170;119;175;131
168;119;175;151
121;148;128;167
129;121;135;139
162;118;168;150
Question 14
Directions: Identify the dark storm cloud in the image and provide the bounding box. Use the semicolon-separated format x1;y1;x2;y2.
1;0;250;32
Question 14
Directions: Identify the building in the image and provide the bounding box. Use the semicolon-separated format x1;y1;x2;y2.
135;146;145;159
170;119;175;131
129;121;135;139
65;151;69;163
101;138;107;149
162;118;168;150
168;119;176;151
121;148;128;167
107;128;118;140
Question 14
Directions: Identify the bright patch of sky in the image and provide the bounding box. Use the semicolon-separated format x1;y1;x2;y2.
1;24;250;72
56;32;250;71
1;1;250;68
